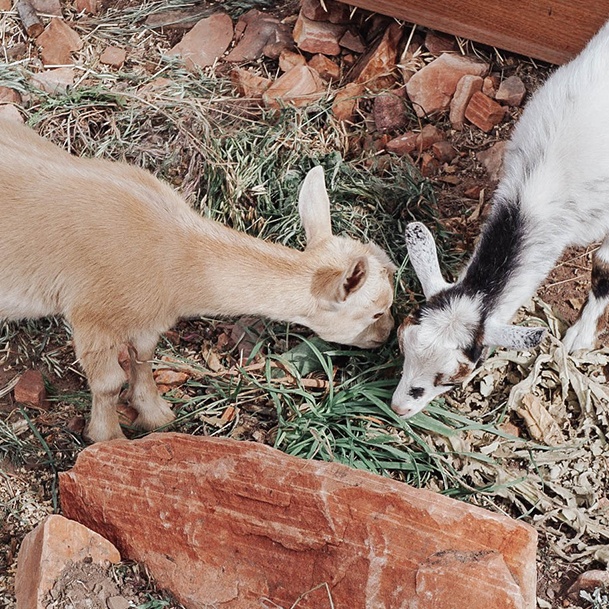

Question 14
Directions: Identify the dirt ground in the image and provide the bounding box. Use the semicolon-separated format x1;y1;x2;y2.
1;1;609;608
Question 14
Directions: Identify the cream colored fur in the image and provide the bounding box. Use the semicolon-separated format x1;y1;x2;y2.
0;120;395;442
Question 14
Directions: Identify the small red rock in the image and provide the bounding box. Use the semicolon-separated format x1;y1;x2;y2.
449;74;483;130
567;570;609;601
420;151;439;176
373;92;406;133
169;12;233;70
0;86;22;104
230;68;272;98
278;49;307;73
308;53;340;81
30;67;75;94
153;368;189;387
331;82;363;122
495;75;526;106
36;18;83;65
432;140;457;163
386;131;418;156
0;0;11;9
477;141;507;181
424;30;457;55
482;74;499;98
75;0;98;13
15;514;120;609
14;369;46;408
100;45;126;68
339;29;365;53
293;12;345;56
31;0;62;16
465;91;506;132
263;65;325;109
417;124;444;151
300;0;350;24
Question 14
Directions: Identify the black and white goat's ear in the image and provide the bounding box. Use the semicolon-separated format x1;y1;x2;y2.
484;322;546;350
404;222;452;299
298;166;333;248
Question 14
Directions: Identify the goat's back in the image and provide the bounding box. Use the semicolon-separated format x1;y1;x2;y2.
0;120;202;327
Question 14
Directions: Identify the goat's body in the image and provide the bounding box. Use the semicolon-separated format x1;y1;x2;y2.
393;21;609;417
0;120;395;441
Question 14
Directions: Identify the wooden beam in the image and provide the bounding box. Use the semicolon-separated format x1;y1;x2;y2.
341;0;609;64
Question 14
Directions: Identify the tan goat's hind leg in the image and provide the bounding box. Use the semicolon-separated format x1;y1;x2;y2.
74;335;127;443
127;333;175;432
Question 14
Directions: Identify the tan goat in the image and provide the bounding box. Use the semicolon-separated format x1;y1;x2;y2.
0;120;395;442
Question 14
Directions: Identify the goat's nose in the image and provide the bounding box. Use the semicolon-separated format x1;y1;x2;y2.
391;402;412;418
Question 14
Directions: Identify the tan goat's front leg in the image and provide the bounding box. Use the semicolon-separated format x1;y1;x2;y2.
73;330;127;443
125;333;176;432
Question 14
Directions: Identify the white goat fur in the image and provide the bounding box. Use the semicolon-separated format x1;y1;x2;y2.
0;120;395;441
393;20;609;417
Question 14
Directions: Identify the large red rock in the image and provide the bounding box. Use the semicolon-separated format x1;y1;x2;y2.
168;12;233;70
450;74;483;130
60;433;538;609
465;91;507;132
406;53;488;117
15;514;120;609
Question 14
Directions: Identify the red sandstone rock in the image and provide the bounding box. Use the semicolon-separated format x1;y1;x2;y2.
14;369;46;408
406;53;488;117
30;67;75;94
415;550;526;608
331;82;363;122
169;13;233;70
483;74;499;98
496;75;526;106
424;30;457;55
465;91;506;132
308;53;340;81
293;12;345;56
15;514;120;609
567;570;609;600
339;29;365;53
477;140;507;181
262;65;325;109
230;68;272;98
373;92;407;133
30;0;61;16
36;18;83;65
100;45;126;68
279;49;307;72
225;9;292;62
0;104;24;123
75;0;98;13
59;433;538;609
0;0;11;10
450;74;483;130
417;123;444;151
432;140;457;163
351;22;402;91
300;0;350;24
153;368;189;388
386;131;418;156
0;86;22;104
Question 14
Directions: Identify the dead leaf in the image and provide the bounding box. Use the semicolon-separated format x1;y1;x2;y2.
515;393;565;446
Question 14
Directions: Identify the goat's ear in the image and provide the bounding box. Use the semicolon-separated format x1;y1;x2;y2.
484;322;546;350
298;166;333;248
405;222;452;299
312;256;368;302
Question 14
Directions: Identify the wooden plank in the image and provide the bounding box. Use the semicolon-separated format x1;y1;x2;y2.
341;0;609;64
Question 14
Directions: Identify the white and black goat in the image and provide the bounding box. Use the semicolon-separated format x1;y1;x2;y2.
392;20;609;417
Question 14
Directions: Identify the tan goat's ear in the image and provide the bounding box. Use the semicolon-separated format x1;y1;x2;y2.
298;166;333;248
312;257;368;302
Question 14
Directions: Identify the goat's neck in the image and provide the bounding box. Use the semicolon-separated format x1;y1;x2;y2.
458;198;564;323
173;219;315;323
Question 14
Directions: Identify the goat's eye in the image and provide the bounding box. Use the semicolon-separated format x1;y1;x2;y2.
409;386;425;399
373;312;384;319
